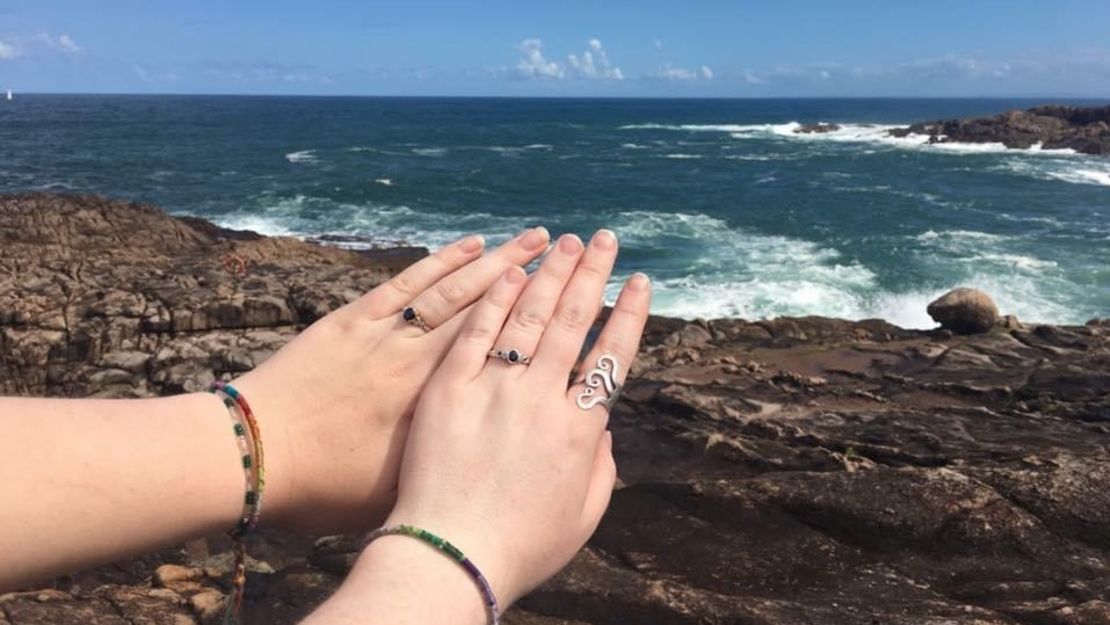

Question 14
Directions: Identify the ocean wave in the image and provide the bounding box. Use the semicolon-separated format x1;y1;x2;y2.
412;147;448;157
217;194;528;250
374;178;393;186
996;159;1110;188
916;229;1008;242
622;120;1093;159
284;150;318;164
662;153;703;159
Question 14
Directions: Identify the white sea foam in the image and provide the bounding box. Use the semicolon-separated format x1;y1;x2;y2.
374;178;393;186
622;120;1095;160
216;197;1094;328
412;147;448;157
662;153;703;159
485;144;553;154
916;229;1007;242
284;150;318;164
988;155;1110;188
621;143;651;149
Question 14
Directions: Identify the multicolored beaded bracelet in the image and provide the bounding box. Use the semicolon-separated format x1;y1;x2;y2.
364;525;501;625
208;380;265;625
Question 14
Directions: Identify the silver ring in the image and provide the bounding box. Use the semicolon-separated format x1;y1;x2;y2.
401;306;432;332
575;354;622;411
488;348;531;365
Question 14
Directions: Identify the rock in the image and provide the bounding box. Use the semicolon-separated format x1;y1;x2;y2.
1000;314;1023;330
6;193;1109;625
187;590;225;625
927;287;1000;334
887;105;1110;155
153;564;202;590
794;122;841;134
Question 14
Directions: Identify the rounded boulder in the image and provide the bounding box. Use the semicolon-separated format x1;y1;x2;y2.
927;288;999;334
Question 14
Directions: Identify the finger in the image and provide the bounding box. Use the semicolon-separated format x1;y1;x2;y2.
349;234;487;319
485;233;584;373
530;230;618;379
567;273;651;423
440;267;528;380
579;431;617;535
406;227;550;330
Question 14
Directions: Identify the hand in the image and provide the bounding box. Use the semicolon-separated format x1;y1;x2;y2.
379;229;652;608
232;227;551;534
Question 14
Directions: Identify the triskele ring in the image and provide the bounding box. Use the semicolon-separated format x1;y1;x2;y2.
488;348;531;365
575;354;622;411
402;306;432;333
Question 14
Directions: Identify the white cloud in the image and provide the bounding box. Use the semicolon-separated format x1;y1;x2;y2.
0;39;20;60
0;33;82;59
743;69;766;84
57;34;82;54
133;64;179;83
656;63;714;81
567;38;624;80
515;38;564;79
653;38;663;50
36;33;83;54
513;37;623;80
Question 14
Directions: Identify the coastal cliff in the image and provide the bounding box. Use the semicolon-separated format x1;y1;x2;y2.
1;194;1108;625
889;105;1110;155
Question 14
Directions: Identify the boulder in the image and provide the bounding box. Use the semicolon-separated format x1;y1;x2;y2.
927;288;1000;334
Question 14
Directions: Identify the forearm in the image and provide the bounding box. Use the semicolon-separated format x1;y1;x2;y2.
303;537;488;625
0;392;254;590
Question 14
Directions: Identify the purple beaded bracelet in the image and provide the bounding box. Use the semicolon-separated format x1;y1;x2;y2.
364;525;500;625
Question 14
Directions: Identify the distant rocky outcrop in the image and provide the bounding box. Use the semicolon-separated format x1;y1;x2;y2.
888;105;1110;155
2;194;1109;625
793;122;841;134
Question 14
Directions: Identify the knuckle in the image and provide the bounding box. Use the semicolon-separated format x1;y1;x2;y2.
388;273;418;298
577;261;609;280
556;301;593;329
434;279;466;304
512;306;548;331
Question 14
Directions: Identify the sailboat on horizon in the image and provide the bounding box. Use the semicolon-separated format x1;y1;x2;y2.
5;89;11;101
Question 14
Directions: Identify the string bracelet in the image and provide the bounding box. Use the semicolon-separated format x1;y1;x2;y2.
208;380;265;625
364;525;501;625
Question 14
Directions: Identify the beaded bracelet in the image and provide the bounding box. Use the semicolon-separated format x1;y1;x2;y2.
208;380;265;625
364;525;501;625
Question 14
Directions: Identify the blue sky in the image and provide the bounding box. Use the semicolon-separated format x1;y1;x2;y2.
2;0;1109;97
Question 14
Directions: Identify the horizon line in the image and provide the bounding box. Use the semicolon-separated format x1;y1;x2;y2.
5;91;1110;101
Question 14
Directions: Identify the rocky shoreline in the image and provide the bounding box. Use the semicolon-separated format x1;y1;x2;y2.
2;194;1108;625
888;105;1110;155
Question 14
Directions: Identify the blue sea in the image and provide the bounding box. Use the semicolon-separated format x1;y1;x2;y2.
2;95;1108;327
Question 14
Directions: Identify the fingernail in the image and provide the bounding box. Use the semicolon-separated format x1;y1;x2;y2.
505;266;527;284
519;227;549;251
558;234;584;254
459;235;484;253
593;229;617;250
629;272;650;290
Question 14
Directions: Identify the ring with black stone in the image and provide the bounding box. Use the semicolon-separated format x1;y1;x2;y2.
487;348;531;365
401;306;432;332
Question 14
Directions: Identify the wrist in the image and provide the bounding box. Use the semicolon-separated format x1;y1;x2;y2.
220;374;298;531
379;511;515;610
308;531;489;625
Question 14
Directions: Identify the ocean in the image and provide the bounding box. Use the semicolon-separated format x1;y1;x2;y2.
1;95;1107;327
